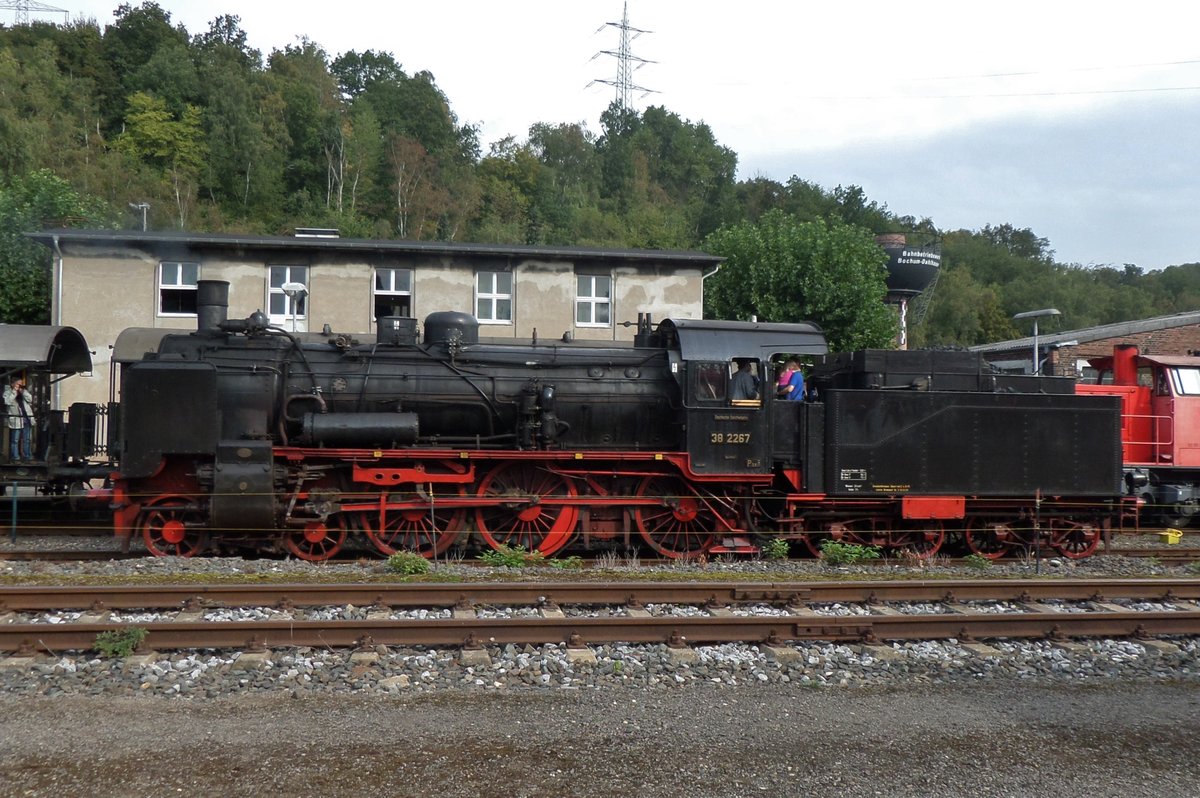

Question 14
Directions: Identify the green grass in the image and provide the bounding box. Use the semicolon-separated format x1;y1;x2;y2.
94;626;147;658
818;540;882;565
386;551;432;575
762;538;790;560
962;553;993;570
477;544;546;568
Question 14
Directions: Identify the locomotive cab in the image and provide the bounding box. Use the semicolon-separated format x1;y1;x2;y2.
1079;344;1200;525
659;318;827;477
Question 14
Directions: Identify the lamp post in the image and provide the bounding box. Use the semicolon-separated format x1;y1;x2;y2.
127;202;149;231
1012;308;1061;374
281;281;307;333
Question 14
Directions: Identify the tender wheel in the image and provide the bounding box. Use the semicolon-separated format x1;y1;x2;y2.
140;496;208;558
282;520;347;561
634;475;717;559
964;517;1015;560
355;489;465;558
475;463;578;556
891;520;945;559
1050;519;1100;559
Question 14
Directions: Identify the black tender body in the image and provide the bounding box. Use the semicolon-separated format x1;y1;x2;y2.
807;350;1122;498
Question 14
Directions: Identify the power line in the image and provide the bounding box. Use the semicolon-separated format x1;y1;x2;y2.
587;1;657;112
920;56;1200;82
799;84;1200;101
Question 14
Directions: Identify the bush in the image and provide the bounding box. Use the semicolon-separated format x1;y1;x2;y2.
819;540;882;565
762;537;790;560
94;627;148;658
386;551;431;575
962;552;993;570
549;555;585;570
478;544;546;568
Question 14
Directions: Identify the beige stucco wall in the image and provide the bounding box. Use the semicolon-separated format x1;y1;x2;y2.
50;243;706;413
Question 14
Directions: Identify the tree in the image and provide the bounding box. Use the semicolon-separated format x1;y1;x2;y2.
0;170;117;324
386;134;449;239
267;39;341;206
114;92;207;227
192;16;285;222
526;122;602;243
100;2;190;130
911;266;1014;347
330;49;405;100
703;210;896;351
470;136;542;243
596;103;738;243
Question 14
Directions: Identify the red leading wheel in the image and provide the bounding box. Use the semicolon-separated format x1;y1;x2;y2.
139;496;209;558
474;463;578;556
634;475;717;559
282;519;347;561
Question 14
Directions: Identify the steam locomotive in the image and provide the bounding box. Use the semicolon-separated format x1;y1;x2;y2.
71;280;1118;561
1;279;1127;560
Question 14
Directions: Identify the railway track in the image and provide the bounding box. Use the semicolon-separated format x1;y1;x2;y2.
3;579;1199;655
2;547;1199;565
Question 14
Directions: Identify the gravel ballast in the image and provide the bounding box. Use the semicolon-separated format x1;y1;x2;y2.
3;537;1200;795
2;681;1198;797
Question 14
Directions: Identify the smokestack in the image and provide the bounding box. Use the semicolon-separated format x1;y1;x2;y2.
197;280;230;332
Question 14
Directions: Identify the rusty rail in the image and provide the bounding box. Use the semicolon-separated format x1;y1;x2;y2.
1;578;1199;654
1;578;1199;611
1;611;1198;654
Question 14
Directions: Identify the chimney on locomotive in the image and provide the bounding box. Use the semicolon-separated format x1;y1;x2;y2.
196;280;230;333
633;312;660;347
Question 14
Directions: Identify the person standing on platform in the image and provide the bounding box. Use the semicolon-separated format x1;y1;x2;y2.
3;377;34;461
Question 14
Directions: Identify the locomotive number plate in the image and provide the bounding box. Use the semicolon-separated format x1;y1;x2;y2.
710;432;751;444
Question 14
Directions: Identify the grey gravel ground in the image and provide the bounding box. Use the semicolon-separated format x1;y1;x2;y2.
1;681;1198;797
3;533;1200;796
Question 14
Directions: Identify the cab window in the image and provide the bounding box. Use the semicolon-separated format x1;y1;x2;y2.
692;362;727;403
1171;367;1200;396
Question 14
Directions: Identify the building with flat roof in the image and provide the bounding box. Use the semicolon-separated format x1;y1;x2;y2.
29;229;721;409
971;311;1200;379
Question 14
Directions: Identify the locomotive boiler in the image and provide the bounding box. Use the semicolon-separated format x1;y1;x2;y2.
106;280;1123;561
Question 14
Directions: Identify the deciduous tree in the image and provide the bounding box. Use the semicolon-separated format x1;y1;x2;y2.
704;210;896;351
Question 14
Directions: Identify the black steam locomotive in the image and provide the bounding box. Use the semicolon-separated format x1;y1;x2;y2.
97;280;1122;561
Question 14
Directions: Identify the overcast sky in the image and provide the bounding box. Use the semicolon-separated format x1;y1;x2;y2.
41;0;1200;269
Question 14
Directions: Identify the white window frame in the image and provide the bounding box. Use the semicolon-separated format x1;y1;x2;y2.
575;274;612;327
475;271;512;324
373;267;413;322
158;261;199;317
268;265;307;329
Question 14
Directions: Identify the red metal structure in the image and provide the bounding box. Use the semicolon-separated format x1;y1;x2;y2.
1078;344;1200;526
